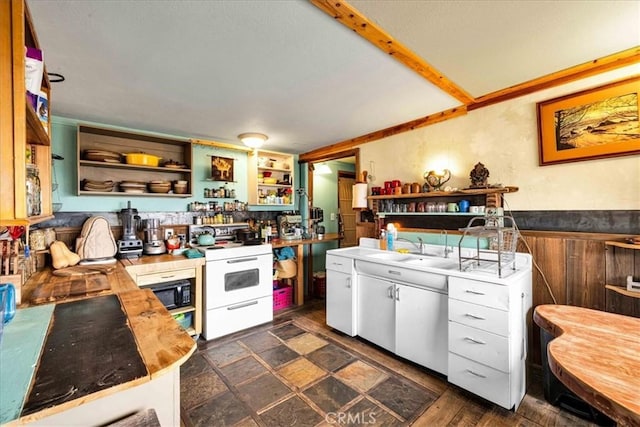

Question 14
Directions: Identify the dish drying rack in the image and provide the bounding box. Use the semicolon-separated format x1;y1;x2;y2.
458;215;519;277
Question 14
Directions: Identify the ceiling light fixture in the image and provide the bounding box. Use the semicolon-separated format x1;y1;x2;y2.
238;132;268;149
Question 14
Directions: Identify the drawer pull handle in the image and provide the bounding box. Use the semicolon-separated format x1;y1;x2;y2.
464;337;486;345
227;257;258;264
466;369;487;378
333;262;343;266
388;270;401;275
227;300;259;310
465;289;485;295
160;275;175;279
346;277;351;289
395;287;400;301
387;286;394;299
464;313;486;320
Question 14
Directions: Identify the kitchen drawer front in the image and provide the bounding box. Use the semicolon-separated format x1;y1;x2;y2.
448;352;512;409
355;260;447;291
449;322;509;372
326;254;352;274
449;277;509;310
203;295;273;340
449;299;509;336
136;268;196;287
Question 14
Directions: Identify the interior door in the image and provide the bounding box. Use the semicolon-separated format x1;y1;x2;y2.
338;174;356;247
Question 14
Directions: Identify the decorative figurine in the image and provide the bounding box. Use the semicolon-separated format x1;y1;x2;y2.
424;169;451;191
469;162;489;188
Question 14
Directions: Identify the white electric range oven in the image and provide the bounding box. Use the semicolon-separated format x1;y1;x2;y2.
189;225;273;340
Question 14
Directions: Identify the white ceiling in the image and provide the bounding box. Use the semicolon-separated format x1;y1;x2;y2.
29;0;640;154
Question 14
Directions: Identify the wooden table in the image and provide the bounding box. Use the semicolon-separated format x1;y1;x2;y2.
534;304;640;427
272;233;342;305
3;263;196;426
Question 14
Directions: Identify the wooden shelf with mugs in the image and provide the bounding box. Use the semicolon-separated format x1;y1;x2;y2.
368;186;518;216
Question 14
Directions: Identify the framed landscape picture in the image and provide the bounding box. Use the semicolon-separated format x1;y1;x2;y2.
537;76;640;166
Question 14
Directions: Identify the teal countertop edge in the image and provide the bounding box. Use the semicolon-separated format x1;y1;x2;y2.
0;304;55;424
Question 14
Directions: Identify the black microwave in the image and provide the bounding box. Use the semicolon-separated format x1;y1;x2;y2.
150;279;191;310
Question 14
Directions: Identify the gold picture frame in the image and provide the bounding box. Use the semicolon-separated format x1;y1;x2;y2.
537;76;640;166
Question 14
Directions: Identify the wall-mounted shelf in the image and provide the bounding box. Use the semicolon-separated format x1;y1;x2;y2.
247;149;294;206
367;186;518;201
77;125;193;198
605;240;640;316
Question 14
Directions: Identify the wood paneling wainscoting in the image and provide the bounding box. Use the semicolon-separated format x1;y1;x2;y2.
518;230;638;366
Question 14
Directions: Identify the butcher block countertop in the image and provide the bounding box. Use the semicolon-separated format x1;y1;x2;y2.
1;260;196;425
120;253;205;273
534;304;640;427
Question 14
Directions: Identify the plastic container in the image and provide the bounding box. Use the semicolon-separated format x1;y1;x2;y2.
172;312;192;330
273;286;293;310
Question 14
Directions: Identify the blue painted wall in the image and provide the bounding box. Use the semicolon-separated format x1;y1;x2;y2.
50;116;298;213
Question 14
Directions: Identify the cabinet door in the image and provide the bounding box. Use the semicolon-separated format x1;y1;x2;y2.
326;269;356;336
357;275;395;352
395;284;448;375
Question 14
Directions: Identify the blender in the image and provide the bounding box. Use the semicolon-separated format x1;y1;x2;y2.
142;218;166;255
117;201;143;258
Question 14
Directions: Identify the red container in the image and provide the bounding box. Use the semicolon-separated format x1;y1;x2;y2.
392;179;401;187
384;181;392;189
273;286;293;310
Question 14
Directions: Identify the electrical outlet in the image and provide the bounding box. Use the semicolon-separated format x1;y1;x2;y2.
164;228;174;239
330;212;336;221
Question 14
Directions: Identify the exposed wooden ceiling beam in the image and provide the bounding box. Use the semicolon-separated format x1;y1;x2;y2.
469;46;640;111
299;106;466;163
310;0;474;105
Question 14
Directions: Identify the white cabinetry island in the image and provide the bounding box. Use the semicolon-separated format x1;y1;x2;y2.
325;245;532;410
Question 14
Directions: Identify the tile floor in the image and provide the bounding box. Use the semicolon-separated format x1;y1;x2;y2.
181;320;437;426
180;303;602;427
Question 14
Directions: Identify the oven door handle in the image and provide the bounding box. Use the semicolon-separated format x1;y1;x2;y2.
226;257;259;264
227;300;259;310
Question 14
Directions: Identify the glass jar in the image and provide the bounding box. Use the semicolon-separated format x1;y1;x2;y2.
43;228;56;248
30;229;46;251
26;164;42;217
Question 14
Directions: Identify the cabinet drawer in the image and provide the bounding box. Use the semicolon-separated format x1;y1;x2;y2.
326;254;352;274
136;268;196;287
448;322;509;372
449;277;509;310
203;295;273;340
449;299;509;336
356;260;447;291
448;352;512;409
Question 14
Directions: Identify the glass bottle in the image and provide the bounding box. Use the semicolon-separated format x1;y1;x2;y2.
26;164;41;216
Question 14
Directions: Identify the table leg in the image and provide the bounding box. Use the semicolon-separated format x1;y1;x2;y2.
295;245;304;306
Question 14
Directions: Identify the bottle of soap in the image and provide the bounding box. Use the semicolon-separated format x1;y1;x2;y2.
379;230;387;250
386;223;395;251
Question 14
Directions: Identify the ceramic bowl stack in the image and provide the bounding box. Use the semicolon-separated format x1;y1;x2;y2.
83;149;121;163
119;181;147;193
82;179;115;192
148;180;171;193
173;180;188;194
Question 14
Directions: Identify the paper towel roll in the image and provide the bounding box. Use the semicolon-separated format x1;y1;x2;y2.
352;183;368;209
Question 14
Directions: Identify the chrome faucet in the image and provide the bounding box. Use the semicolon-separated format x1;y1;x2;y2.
395;237;426;255
441;230;454;258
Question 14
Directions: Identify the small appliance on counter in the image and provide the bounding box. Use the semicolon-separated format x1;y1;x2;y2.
142;218;166;255
277;214;302;240
117;201;143;259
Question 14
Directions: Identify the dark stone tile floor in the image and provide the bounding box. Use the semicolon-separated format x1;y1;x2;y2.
180;320;436;426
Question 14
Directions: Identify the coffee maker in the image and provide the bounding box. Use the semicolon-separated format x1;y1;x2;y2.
117;201;143;259
142;218;166;255
277;214;302;240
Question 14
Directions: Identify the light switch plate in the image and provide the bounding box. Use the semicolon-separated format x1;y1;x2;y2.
330;212;336;221
164;228;174;239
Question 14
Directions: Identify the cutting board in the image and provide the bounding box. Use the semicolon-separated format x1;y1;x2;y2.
51;265;115;277
30;274;111;304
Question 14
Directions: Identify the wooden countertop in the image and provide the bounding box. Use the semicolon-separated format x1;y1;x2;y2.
534;304;640;427
271;233;342;248
119;253;205;272
3;259;196;425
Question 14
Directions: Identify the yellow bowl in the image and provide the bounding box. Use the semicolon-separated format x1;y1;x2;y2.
123;153;162;167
